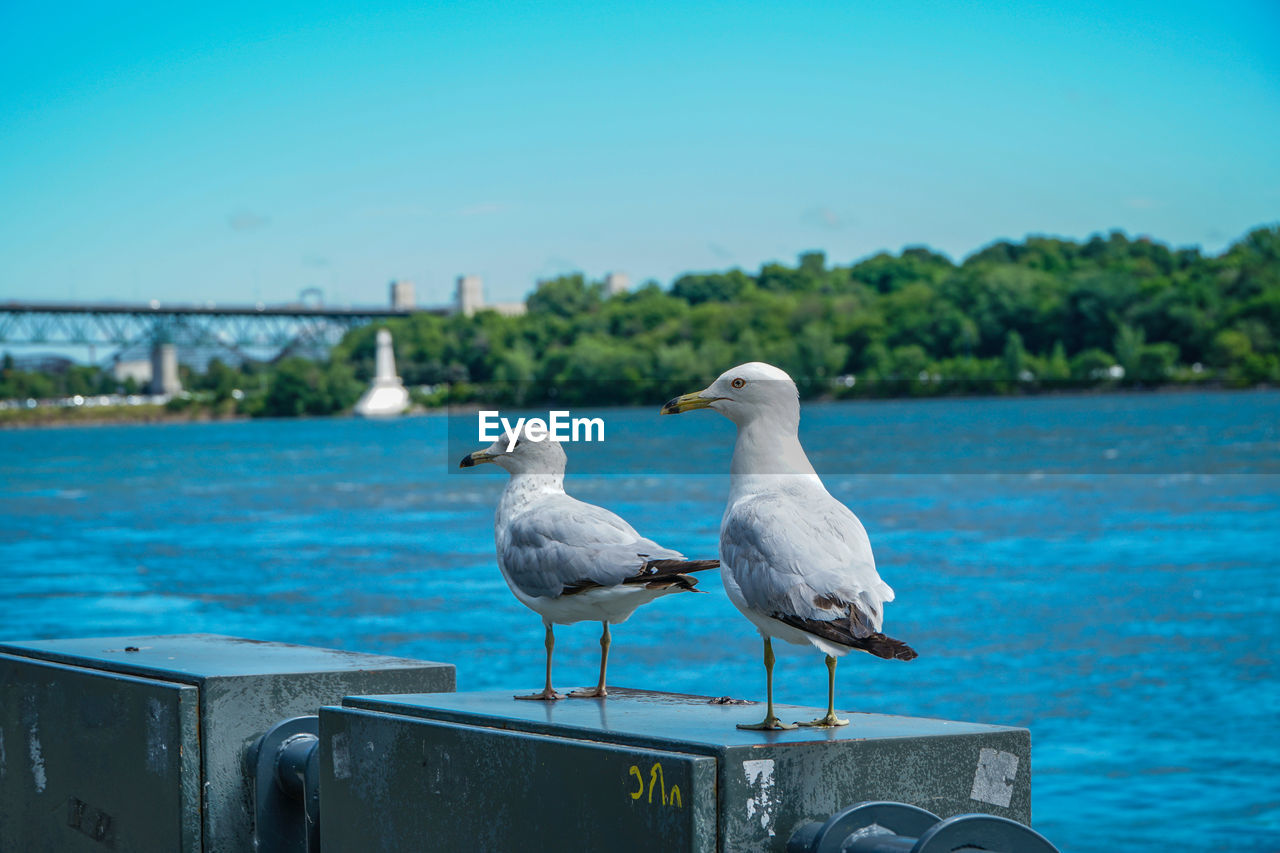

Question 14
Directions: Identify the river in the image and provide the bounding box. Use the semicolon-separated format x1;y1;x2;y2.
2;389;1277;850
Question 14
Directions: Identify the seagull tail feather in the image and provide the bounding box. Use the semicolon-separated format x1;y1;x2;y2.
641;558;720;574
851;633;918;661
560;559;719;597
635;559;718;594
773;611;919;661
640;573;706;593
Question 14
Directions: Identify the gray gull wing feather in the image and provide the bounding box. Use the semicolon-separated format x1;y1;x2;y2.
721;482;894;637
502;493;684;599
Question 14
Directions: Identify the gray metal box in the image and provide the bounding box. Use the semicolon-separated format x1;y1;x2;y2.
321;688;1031;853
0;634;455;852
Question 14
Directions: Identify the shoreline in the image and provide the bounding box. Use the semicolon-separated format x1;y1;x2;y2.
0;407;249;430
0;381;1268;430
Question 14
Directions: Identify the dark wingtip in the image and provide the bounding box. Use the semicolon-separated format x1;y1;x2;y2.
642;558;719;573
864;633;918;661
660;398;680;415
645;573;701;592
458;454;476;468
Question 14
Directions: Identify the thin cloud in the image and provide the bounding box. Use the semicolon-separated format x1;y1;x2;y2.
801;206;845;230
228;210;270;231
1125;197;1158;210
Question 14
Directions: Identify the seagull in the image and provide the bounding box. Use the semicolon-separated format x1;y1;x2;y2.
662;362;916;729
461;432;718;700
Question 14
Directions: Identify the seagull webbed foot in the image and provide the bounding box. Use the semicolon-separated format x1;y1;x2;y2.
795;713;849;728
737;715;798;731
514;688;564;701
567;686;607;698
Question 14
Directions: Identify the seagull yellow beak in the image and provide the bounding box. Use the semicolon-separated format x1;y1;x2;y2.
459;450;497;468
661;391;724;415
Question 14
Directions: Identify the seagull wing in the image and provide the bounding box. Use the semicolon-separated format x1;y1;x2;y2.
721;482;895;639
501;493;686;600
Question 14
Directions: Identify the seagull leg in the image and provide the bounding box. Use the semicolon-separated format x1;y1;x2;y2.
738;637;798;731
569;621;610;698
516;622;564;700
796;654;849;727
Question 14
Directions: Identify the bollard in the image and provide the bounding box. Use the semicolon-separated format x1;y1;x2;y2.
787;801;1060;853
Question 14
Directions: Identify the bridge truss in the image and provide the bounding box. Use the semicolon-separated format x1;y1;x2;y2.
0;301;443;364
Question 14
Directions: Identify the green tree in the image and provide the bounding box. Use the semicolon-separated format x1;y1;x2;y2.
1113;324;1146;381
1002;331;1029;381
1045;341;1071;382
527;274;602;317
260;358;361;417
671;270;751;304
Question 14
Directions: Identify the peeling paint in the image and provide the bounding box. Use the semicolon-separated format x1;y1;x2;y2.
332;733;351;780
848;823;895;841
742;758;777;837
145;698;171;774
27;724;46;793
970;747;1018;808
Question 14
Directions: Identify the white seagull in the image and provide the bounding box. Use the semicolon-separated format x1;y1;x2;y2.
662;362;916;729
461;433;718;700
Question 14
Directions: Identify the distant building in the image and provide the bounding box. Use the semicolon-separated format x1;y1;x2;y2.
490;301;528;317
456;275;484;317
112;358;151;387
390;280;416;310
109;344;179;396
454;274;527;318
149;343;181;396
605;272;630;297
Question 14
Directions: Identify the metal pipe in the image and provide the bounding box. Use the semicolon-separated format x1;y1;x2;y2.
788;801;1060;853
247;716;321;853
274;732;318;802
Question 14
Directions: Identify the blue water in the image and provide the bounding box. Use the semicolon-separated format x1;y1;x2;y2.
2;390;1278;851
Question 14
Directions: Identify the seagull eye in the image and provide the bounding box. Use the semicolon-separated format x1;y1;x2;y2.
731;378;746;389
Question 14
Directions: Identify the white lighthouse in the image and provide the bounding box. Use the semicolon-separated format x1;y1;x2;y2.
354;329;410;418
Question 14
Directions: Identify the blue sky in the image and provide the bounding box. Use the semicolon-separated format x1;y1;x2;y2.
1;0;1277;308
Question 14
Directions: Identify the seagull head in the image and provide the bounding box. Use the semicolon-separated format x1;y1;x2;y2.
661;361;799;427
459;428;568;475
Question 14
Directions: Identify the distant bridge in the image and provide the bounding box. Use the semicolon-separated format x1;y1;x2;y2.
0;299;450;363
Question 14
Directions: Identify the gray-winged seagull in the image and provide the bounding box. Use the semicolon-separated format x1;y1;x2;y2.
662;361;916;729
461;432;718;700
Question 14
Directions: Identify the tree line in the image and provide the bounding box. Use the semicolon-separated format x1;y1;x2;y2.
3;224;1276;417
333;224;1279;408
